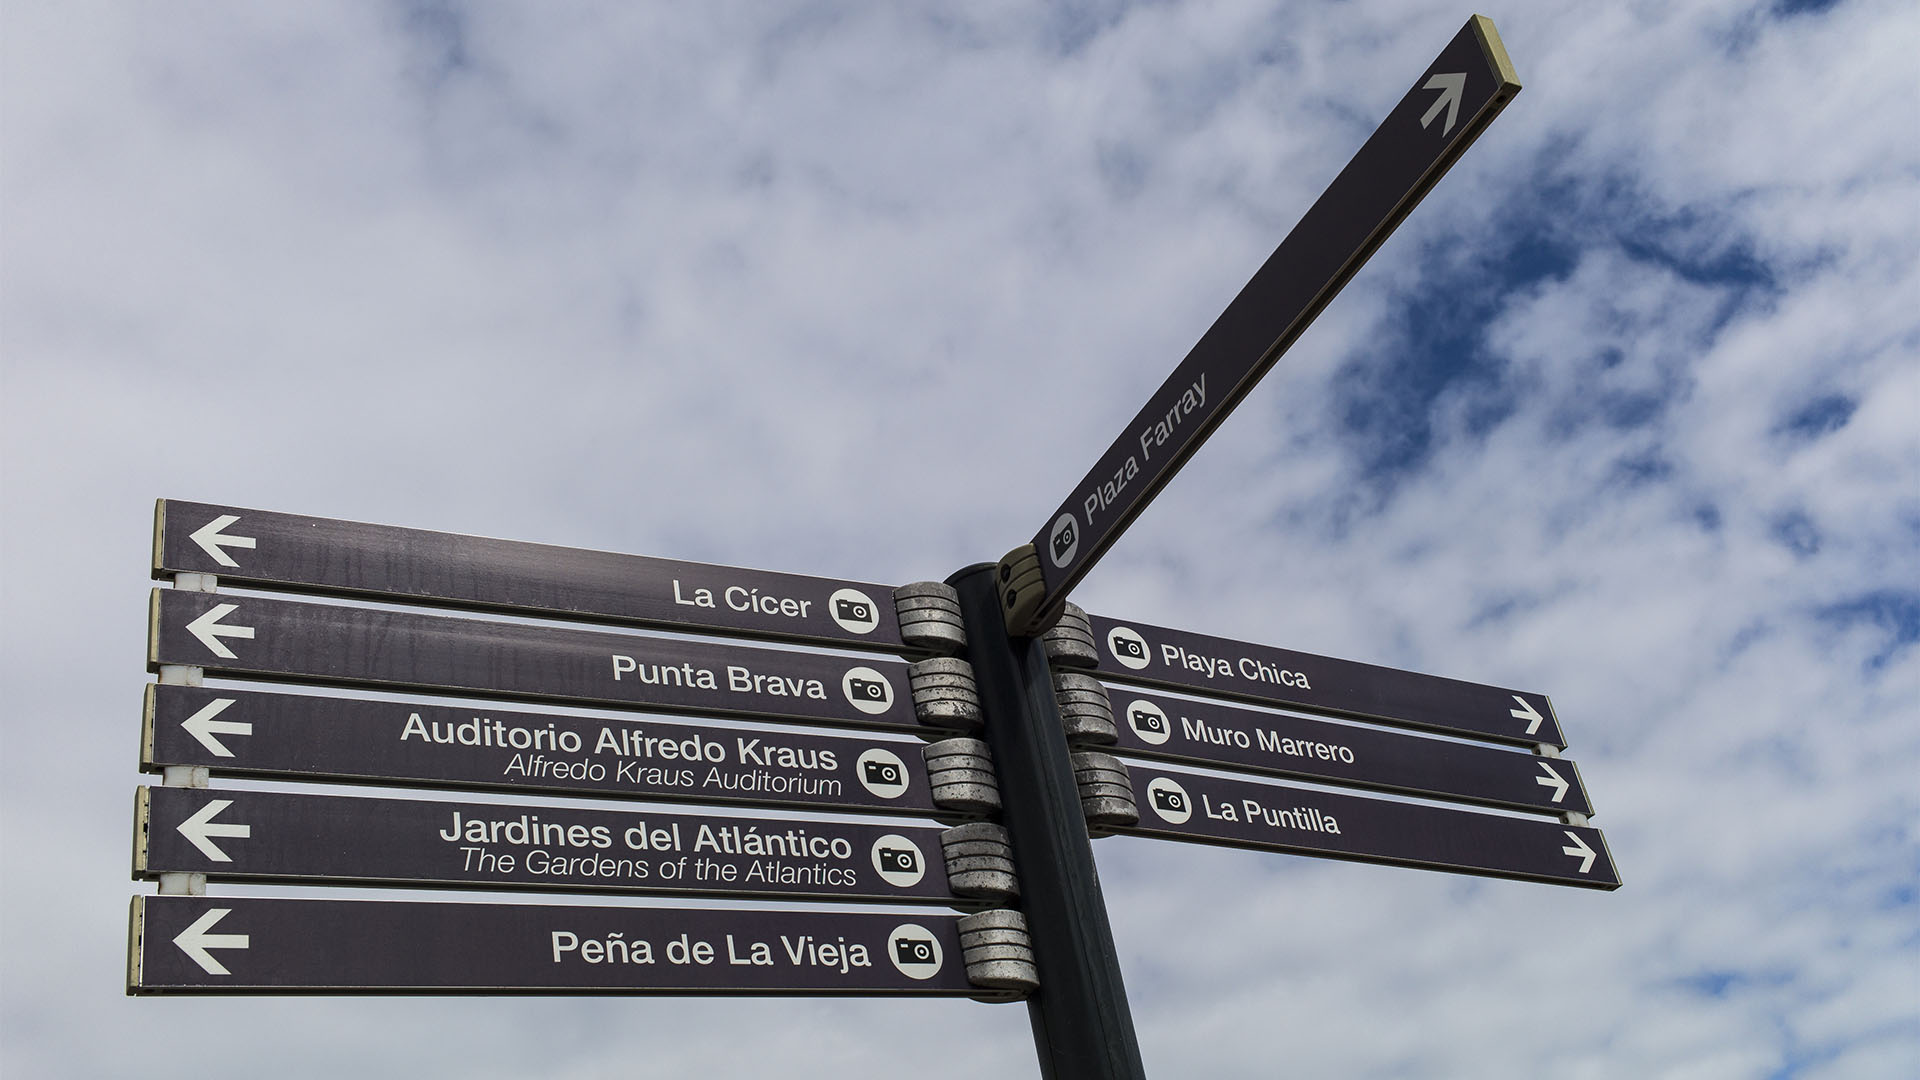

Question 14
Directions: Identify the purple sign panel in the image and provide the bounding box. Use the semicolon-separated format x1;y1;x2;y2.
130;896;991;996
144;685;943;817
148;589;921;734
1087;613;1566;748
1107;686;1592;816
138;787;961;905
1014;18;1520;628
1111;763;1619;890
154;500;906;651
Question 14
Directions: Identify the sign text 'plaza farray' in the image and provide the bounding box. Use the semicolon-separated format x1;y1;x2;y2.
998;15;1520;633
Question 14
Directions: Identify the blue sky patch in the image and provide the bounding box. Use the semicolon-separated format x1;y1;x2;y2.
1817;589;1920;669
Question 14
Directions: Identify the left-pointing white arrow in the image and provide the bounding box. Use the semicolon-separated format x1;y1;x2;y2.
1561;830;1596;874
177;799;251;862
184;603;254;660
1509;695;1544;736
188;515;257;568
1535;761;1570;803
1420;72;1465;136
181;698;250;757
173;907;249;975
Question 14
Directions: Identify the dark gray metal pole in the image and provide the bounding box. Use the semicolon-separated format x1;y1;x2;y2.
949;564;1146;1080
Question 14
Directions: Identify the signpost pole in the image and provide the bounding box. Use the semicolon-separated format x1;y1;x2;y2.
950;564;1145;1080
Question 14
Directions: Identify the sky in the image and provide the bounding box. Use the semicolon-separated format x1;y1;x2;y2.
2;1;1915;1076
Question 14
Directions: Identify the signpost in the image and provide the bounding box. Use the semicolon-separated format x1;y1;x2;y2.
154;499;911;652
123;16;1617;1080
1105;685;1592;816
1085;613;1567;748
131;895;1006;996
149;589;928;735
138;787;968;905
999;15;1520;633
1109;763;1619;890
144;685;951;818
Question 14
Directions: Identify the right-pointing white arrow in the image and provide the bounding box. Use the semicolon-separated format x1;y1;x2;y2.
173;907;249;975
1420;71;1466;135
177;799;251;862
1510;695;1544;735
1535;761;1570;803
181;698;250;757
188;514;257;568
1561;830;1596;874
184;603;254;660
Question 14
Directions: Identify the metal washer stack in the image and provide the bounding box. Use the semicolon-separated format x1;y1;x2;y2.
892;582;967;654
939;821;1018;903
1051;671;1117;745
907;656;983;732
1070;751;1139;830
1040;601;1100;668
923;737;1001;816
956;908;1039;998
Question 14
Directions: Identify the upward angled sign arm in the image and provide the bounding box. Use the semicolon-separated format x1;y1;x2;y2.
1001;16;1520;632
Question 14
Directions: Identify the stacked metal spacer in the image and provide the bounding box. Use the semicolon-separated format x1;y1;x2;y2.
923;737;1001;816
956;908;1039;999
892;582;968;654
1051;671;1118;745
1039;601;1100;668
1071;751;1139;831
907;656;984;732
940;821;1018;903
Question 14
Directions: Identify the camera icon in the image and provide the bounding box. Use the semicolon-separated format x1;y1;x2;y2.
855;748;910;798
1047;512;1079;568
1145;776;1193;825
887;923;944;979
871;834;927;887
842;667;894;715
1106;626;1152;670
828;588;881;634
1126;700;1171;745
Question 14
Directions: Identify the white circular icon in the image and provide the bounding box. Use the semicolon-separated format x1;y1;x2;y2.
828;588;881;634
886;923;944;979
1125;699;1172;745
1145;776;1193;824
1107;625;1152;670
870;834;927;888
855;748;911;798
842;666;895;714
1047;512;1080;568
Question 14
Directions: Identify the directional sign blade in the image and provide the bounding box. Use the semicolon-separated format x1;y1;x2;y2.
148;589;924;735
1106;687;1592;816
154;499;908;652
143;685;947;819
1112;764;1619;890
138;787;964;906
1087;613;1566;748
1007;16;1521;630
129;896;1000;996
